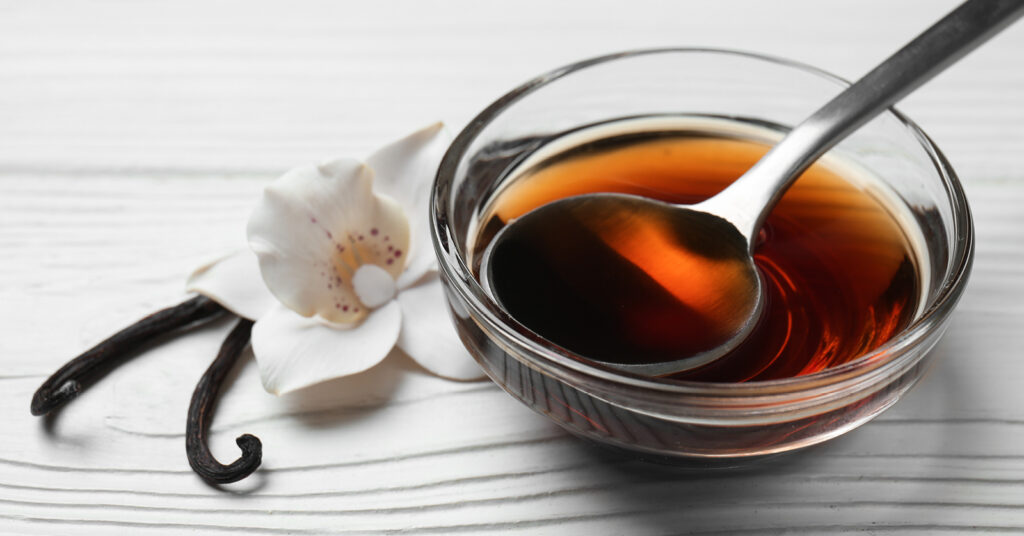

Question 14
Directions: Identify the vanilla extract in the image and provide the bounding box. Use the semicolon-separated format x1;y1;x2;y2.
473;121;921;382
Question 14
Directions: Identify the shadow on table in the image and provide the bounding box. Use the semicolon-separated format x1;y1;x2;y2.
545;333;970;532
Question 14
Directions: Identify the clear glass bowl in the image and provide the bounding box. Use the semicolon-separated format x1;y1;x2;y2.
430;49;974;459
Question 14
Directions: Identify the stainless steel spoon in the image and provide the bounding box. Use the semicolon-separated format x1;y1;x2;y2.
481;0;1024;376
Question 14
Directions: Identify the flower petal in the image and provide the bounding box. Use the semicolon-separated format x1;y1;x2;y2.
396;276;485;380
247;159;410;324
185;249;277;320
367;123;450;290
252;301;402;395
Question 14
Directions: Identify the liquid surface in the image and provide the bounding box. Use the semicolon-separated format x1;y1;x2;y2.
472;122;920;382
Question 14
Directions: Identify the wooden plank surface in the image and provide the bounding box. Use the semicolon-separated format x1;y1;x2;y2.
2;0;1024;533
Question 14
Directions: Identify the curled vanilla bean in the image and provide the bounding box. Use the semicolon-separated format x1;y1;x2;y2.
186;318;262;484
31;295;228;417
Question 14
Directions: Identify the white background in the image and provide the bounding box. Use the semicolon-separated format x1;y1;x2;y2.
2;0;1024;533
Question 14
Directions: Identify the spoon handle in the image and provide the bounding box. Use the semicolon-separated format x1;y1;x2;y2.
701;0;1024;241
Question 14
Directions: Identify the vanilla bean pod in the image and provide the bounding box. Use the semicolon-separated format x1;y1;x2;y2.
31;295;229;416
186;318;262;484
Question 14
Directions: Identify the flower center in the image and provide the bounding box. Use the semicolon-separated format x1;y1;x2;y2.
352;264;397;309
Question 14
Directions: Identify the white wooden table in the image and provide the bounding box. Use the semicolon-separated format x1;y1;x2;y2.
3;1;1024;533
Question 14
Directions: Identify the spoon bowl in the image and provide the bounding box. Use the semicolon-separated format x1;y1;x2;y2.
482;193;763;375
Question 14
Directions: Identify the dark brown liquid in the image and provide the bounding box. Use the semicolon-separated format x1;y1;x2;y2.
472;125;921;382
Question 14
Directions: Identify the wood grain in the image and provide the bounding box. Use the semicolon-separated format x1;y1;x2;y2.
2;0;1024;534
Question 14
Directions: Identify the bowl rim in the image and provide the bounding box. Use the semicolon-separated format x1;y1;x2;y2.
431;47;974;397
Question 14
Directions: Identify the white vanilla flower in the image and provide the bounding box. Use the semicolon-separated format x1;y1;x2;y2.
186;123;484;394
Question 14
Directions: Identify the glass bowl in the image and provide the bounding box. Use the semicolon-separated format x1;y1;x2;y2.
430;49;973;460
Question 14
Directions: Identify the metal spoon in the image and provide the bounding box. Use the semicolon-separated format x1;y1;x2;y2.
481;0;1024;376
